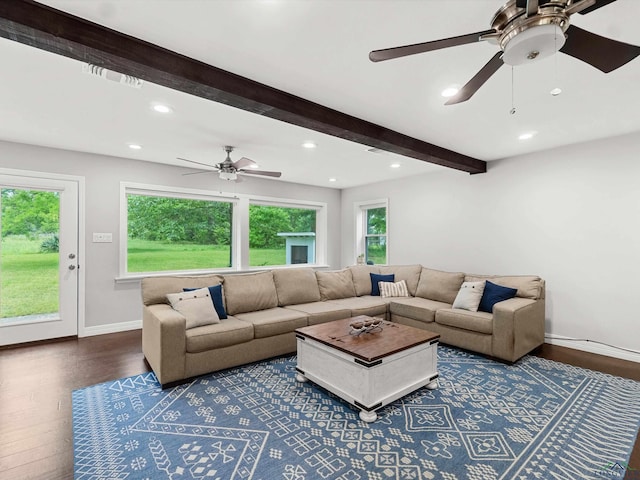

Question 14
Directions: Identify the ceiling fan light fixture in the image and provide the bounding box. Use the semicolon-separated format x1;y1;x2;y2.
219;171;238;181
502;24;566;66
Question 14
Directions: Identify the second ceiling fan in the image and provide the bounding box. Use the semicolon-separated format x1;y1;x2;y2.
369;0;640;105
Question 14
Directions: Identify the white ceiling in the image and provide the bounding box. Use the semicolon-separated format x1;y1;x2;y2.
2;0;640;188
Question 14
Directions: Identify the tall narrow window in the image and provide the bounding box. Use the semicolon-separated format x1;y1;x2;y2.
126;193;233;273
364;206;387;265
356;200;388;266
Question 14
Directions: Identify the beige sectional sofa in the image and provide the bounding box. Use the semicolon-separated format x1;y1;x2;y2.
142;265;545;387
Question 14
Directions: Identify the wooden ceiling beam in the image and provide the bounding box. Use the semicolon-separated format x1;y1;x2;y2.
0;0;486;174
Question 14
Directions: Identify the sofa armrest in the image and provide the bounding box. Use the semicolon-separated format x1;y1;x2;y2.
142;304;187;386
492;297;545;362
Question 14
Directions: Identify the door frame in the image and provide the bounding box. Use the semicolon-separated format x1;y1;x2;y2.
0;167;85;343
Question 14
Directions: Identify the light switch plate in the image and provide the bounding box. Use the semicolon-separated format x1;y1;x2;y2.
93;233;113;243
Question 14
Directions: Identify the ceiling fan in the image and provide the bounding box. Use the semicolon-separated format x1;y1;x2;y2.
369;0;640;105
178;146;282;181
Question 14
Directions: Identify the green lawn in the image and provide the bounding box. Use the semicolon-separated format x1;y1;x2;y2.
127;239;286;271
1;236;288;318
1;236;59;318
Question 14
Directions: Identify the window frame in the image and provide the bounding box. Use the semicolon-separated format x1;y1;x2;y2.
118;183;327;280
354;198;389;266
246;196;327;270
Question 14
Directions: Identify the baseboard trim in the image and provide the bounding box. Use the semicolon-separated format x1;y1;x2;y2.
80;320;142;338
545;335;640;364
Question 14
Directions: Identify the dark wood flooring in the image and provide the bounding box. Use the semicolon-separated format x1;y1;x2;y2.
0;331;638;479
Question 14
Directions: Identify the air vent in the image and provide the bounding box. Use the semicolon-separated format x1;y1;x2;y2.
82;63;143;88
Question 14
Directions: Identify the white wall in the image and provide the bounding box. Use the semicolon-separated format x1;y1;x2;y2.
0;140;342;333
341;132;640;359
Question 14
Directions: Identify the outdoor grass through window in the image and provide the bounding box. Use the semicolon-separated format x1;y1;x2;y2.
125;191;322;273
1;188;60;319
127;194;233;272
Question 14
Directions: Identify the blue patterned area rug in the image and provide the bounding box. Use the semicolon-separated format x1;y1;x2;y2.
73;347;640;480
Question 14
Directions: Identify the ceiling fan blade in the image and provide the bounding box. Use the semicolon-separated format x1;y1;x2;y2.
560;25;640;73
577;0;617;14
445;52;504;105
233;156;257;170
239;169;282;178
369;29;497;62
177;157;218;169
182;170;215;176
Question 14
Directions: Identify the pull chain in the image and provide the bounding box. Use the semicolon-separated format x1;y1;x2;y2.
510;66;516;115
551;28;562;96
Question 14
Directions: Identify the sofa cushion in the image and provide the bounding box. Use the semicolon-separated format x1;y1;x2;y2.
370;273;395;296
348;265;381;296
452;281;485;312
435;308;493;334
316;269;357;300
142;274;223;306
478;281;518;313
284;302;351;326
379;280;409;298
389;297;450;324
184;284;227;319
465;274;543;300
185;317;254;353
379;265;422;296
166;287;220;329
325;296;387;318
234;307;308;339
273;268;321;306
415;268;465;304
224;271;278;315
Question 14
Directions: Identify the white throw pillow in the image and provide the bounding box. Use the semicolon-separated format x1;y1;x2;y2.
452;281;486;312
379;280;409;298
166;287;220;329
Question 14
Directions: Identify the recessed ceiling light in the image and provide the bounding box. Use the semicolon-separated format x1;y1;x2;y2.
302;141;317;149
249;164;260;169
550;87;562;96
128;143;142;150
441;86;459;98
518;132;536;140
152;104;172;113
390;163;401;168
328;177;337;182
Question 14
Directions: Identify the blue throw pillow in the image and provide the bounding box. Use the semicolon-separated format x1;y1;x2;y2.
184;285;227;319
478;281;518;313
370;273;395;296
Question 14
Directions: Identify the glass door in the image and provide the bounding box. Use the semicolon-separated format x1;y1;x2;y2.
0;173;79;345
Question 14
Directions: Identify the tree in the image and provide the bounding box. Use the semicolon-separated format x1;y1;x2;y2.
127;195;232;244
1;189;59;238
249;205;316;249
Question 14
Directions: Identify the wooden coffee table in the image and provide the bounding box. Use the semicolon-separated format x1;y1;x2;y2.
295;315;440;422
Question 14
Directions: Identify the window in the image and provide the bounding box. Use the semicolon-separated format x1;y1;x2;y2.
249;203;317;267
356;200;388;265
120;183;327;277
125;190;234;273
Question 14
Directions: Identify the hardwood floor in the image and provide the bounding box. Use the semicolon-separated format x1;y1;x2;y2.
0;332;638;479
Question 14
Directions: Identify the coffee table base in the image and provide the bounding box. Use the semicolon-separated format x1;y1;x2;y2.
295;335;438;423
